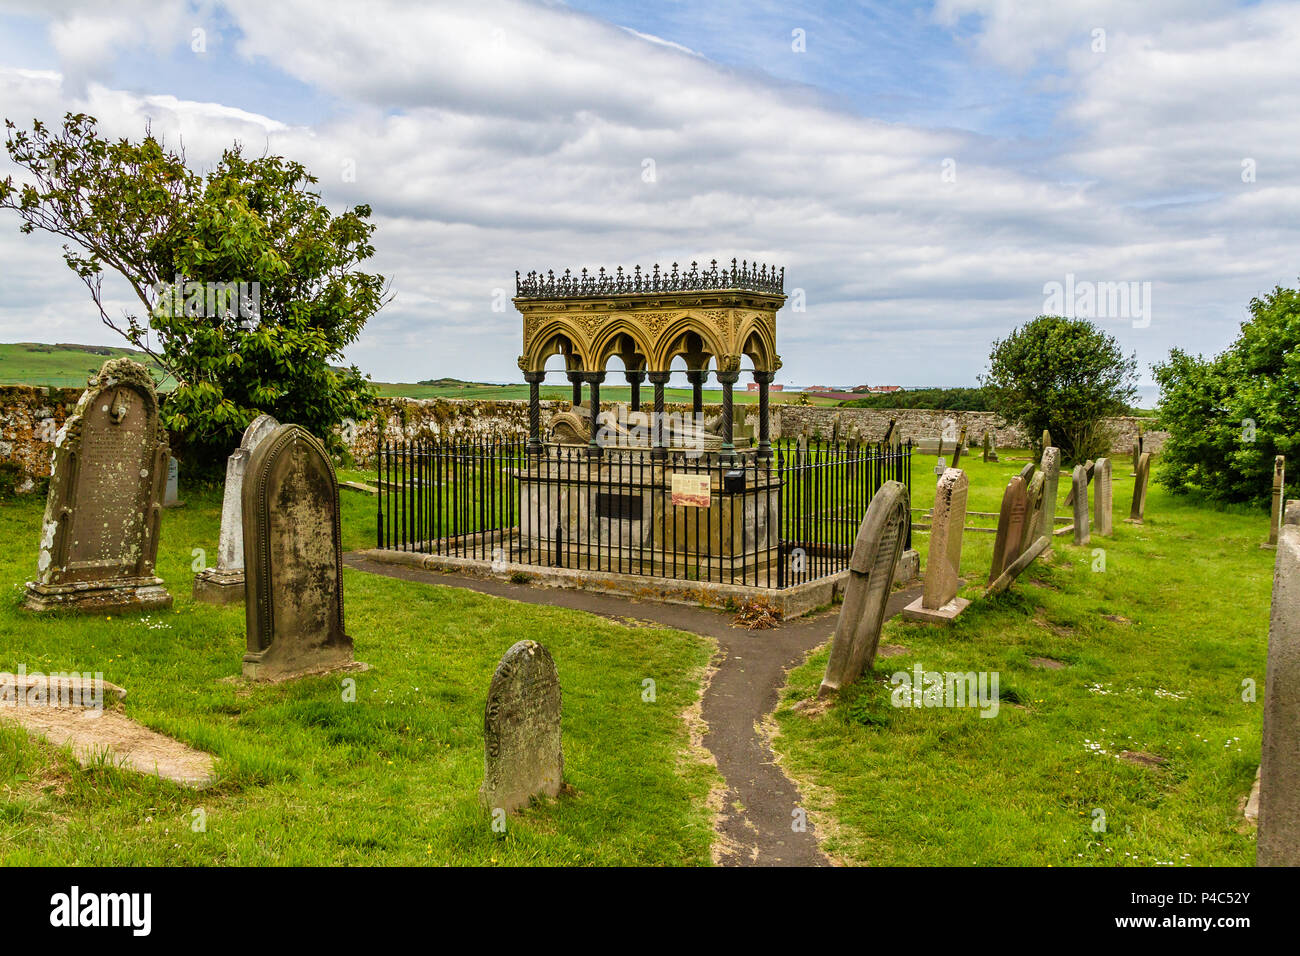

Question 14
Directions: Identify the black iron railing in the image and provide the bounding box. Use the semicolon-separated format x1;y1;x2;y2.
376;438;911;589
514;258;785;299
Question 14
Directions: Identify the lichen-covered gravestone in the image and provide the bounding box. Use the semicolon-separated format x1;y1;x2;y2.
1020;471;1046;556
1039;446;1060;540
23;359;172;614
987;475;1028;584
193;414;279;605
819;481;910;696
1258;500;1300;865
1127;451;1151;524
1093;457;1113;537
1071;464;1091;545
903;468;969;624
481;640;564;813
241;424;353;680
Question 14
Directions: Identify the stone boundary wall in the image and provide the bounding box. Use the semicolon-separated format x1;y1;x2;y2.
0;385;83;493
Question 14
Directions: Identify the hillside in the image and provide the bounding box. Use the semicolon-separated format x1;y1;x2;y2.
0;342;171;389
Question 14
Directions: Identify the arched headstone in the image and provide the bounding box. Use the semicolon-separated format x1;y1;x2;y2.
481;640;564;813
988;476;1028;583
195;414;280;604
241;424;353;679
819;481;910;696
23;359;171;614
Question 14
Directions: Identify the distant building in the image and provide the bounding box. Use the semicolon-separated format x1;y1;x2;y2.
746;382;784;391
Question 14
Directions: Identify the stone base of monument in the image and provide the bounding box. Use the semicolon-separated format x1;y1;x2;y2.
21;577;173;615
1123;517;1144;525
192;567;245;605
241;648;361;682
895;549;920;586
900;594;970;624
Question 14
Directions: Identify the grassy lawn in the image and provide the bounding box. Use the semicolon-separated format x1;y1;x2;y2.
773;449;1268;866
0;480;720;865
0;342;171;389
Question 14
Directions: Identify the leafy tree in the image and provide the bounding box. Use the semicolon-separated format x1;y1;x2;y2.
980;315;1137;461
1153;284;1300;507
0;113;388;471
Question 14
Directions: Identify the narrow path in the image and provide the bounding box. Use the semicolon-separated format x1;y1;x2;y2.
345;553;920;866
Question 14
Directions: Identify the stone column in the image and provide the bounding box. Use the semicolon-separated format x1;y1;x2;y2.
567;370;583;408
753;370;774;460
1268;455;1285;547
584;371;604;456
648;371;670;461
717;369;739;459
686;368;706;420
625;368;645;413
524;370;545;455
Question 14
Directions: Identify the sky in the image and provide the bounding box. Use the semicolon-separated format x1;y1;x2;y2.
0;0;1297;403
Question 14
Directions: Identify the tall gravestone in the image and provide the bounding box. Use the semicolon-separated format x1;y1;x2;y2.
241;424;353;680
1093;457;1113;536
1071;465;1091;545
1064;459;1094;507
1265;456;1285;549
23;359;172;614
481;640;564;814
1041;428;1051;451
1127;451;1151;524
982;431;991;463
1039;446;1060;540
988;476;1028;584
819;481;910;697
903;469;969;623
194;415;279;604
163;456;184;508
1259;500;1300;865
1020;471;1046;556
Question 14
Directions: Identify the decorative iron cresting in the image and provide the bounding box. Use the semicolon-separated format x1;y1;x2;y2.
516;259;785;299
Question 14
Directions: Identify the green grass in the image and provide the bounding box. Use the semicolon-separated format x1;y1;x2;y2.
773;448;1267;866
0;342;172;389
0;479;720;865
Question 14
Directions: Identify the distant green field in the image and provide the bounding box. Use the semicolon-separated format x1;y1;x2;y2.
373;381;840;405
0;342;171;389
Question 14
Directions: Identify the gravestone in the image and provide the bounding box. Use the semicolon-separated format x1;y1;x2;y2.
982;431;991;463
903;469;969;623
988;476;1028;583
1021;471;1046;556
1265;456;1285;548
1131;425;1144;475
1064;459;1094;507
1093;457;1113;536
1018;462;1035;485
950;424;967;467
194;414;280;605
1041;428;1051;451
163;456;184;508
1259;500;1300;865
1039;447;1060;540
241;424;353;680
23;359;172;614
1126;452;1151;524
1072;464;1090;545
819;481;910;697
481;639;564;814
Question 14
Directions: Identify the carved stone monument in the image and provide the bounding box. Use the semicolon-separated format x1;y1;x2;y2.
1039;446;1060;541
1265;455;1284;549
988;475;1028;583
194;414;279;605
481;639;564;813
819;481;910;696
1126;451;1151;524
1071;464;1090;545
241;424;353;680
1259;500;1300;864
1093;457;1113;537
23;359;172;614
903;468;969;624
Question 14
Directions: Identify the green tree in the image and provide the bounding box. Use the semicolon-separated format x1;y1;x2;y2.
0;113;388;471
980;315;1137;461
1153;284;1300;507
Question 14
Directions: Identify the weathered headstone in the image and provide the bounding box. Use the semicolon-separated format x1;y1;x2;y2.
1072;464;1090;545
1265;455;1285;548
23;359;172;614
163;456;184;508
982;431;991;463
1021;471;1046;556
988;476;1028;583
480;639;564;814
1064;459;1094;507
1259;500;1300;864
819;481;910;697
1041;428;1051;451
1018;462;1035;485
1131;424;1144;476
903;469;969;623
951;424;967;467
241;424;353;680
1039;447;1060;541
1126;451;1151;524
1093;457;1113;536
194;414;280;605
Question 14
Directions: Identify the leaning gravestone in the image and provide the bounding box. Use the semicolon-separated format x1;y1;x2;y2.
1018;462;1035;485
241;424;353;680
903;468;969;623
1039;447;1060;540
988;476;1028;583
1093;457;1113;536
1020;471;1046;557
194;414;280;605
1064;459;1094;508
481;640;564;814
1265;455;1285;549
819;481;910;697
23;359;172;614
1259;500;1300;865
1127;451;1151;524
1072;465;1091;545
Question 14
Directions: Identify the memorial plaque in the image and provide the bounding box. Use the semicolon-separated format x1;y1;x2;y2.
670;472;711;508
819;481;910;696
23;359;171;614
1093;457;1114;537
242;424;353;680
988;476;1028;584
481;640;564;813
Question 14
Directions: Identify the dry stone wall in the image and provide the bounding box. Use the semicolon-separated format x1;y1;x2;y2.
0;385;83;493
